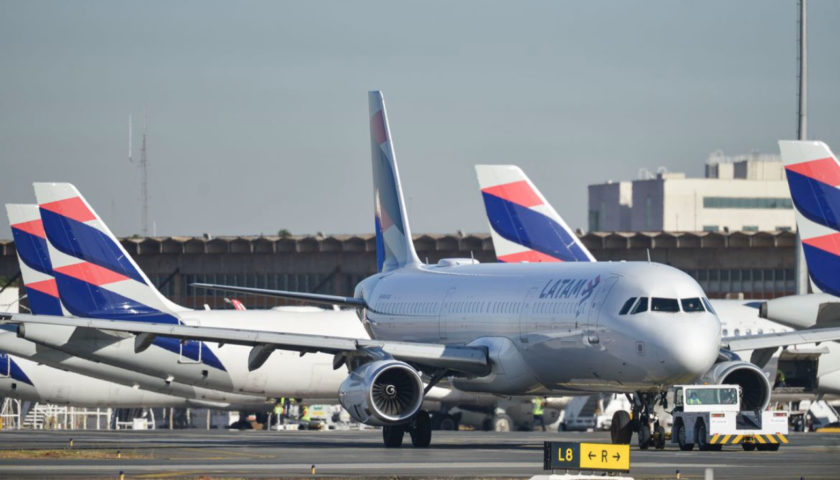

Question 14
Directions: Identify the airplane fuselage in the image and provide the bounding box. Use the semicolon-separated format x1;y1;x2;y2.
358;261;721;394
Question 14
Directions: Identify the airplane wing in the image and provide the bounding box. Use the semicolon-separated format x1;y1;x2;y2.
1;313;489;376
191;283;367;308
722;327;840;351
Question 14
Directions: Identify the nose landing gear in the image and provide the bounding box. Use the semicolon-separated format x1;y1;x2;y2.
609;392;666;450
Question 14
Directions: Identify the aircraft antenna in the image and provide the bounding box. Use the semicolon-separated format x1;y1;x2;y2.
794;0;810;295
646;248;651;263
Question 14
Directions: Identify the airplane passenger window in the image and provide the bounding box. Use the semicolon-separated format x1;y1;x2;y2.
722;329;729;336
701;297;717;315
618;297;637;315
651;298;680;312
734;328;740;336
631;297;648;314
680;298;705;312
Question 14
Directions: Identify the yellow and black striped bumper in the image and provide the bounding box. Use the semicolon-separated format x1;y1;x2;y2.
709;433;788;445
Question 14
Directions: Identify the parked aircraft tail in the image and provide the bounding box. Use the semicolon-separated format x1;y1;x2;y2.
475;164;595;263
368;91;421;272
6;204;63;315
32;183;187;323
780;140;840;296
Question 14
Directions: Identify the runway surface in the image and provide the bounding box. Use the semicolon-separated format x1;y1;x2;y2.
0;429;838;479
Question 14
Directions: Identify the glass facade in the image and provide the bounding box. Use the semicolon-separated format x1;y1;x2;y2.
703;197;793;209
685;268;795;299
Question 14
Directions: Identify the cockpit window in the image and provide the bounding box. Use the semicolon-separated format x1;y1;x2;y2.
631;297;648;314
681;298;705;312
651;298;680;312
702;297;717;314
618;297;637;315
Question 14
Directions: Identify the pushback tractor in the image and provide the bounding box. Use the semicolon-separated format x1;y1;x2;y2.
671;384;788;451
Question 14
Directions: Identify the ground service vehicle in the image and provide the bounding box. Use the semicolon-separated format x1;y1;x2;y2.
671;384;788;451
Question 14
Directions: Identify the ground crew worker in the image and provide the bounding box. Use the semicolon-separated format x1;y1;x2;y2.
532;397;546;431
301;405;311;423
775;370;787;388
274;398;284;426
688;391;701;405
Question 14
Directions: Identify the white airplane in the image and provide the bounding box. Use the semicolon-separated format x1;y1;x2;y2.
3;204;275;409
474;164;838;402
6;92;840;450
755;140;840;395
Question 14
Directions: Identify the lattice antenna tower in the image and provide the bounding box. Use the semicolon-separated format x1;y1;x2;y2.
128;114;150;236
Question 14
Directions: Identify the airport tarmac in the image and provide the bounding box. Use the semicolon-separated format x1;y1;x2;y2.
0;429;838;479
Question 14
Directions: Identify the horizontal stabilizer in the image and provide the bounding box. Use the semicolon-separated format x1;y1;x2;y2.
190;283;367;308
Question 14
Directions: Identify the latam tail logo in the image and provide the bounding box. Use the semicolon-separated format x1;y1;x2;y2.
8;205;63;316
781;141;840;297
477;165;594;264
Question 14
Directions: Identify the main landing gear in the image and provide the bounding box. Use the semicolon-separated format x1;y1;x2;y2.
382;410;432;448
610;392;665;450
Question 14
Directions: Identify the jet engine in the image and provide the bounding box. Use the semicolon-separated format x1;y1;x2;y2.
338;359;424;426
700;360;771;411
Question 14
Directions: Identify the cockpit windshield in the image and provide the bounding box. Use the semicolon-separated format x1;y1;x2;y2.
620;296;711;314
681;298;705;312
651;298;679;312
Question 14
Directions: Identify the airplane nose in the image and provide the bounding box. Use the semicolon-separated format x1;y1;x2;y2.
663;316;720;379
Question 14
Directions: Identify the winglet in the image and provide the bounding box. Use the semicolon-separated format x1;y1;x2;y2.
476;164;595;263
780;140;840;296
369;91;421;272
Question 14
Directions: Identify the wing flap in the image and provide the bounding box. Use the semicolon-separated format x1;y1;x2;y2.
723;327;840;351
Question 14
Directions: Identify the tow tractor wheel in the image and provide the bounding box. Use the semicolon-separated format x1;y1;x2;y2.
742;442;756;451
637;424;651;450
675;420;694;451
654;424;666;450
409;410;432;448
610;411;633;444
382;425;405;448
756;443;780;451
695;420;711;451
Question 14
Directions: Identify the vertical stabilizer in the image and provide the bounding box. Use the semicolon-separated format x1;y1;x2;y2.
6;204;64;315
369;91;421;272
475;165;595;263
32;182;188;322
780;140;840;296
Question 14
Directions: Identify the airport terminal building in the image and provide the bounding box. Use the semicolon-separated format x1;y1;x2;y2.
0;229;796;309
588;151;794;233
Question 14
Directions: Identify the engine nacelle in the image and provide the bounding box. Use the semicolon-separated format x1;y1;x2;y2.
700;360;771;411
338;360;424;426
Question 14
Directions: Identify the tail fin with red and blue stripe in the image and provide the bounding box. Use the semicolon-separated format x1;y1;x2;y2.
780;140;840;296
475;165;595;263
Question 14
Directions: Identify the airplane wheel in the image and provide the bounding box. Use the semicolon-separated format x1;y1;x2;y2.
638;424;651;450
409;410;432;448
610;411;632;444
382;425;405;448
742;442;756;451
437;414;458;431
654;425;666;450
493;414;512;432
675;420;694;451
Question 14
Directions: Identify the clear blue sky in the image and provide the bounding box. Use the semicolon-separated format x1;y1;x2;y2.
2;1;838;237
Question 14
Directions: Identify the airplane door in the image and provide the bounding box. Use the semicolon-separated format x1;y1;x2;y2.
586;276;619;326
438;287;456;342
518;287;539;341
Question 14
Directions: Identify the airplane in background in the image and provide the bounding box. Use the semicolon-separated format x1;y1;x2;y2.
4;203;273;409
11;91;838;449
5;193;496;423
473;163;840;442
757;140;840;395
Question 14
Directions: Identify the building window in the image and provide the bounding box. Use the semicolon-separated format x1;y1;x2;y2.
702;225;719;232
743;225;758;232
589;210;600;231
703;197;793;209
